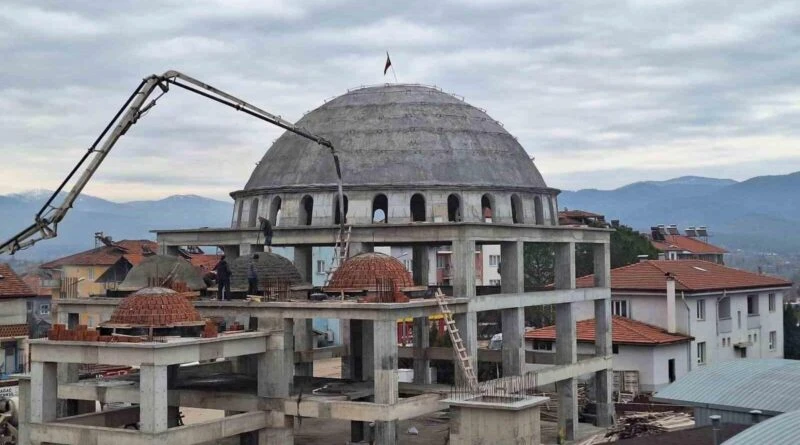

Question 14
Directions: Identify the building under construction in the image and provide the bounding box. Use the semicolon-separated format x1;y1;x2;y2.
20;83;613;444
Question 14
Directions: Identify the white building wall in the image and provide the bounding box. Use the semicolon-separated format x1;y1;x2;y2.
482;244;501;286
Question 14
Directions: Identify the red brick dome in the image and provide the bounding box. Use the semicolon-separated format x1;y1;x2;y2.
104;287;204;327
327;252;414;300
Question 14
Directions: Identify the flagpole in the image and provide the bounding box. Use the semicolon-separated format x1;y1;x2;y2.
390;64;398;83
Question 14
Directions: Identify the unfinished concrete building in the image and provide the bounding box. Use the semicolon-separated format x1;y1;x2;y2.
25;84;613;444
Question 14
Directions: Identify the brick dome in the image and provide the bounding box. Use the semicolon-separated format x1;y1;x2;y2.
327;252;414;300
103;287;204;328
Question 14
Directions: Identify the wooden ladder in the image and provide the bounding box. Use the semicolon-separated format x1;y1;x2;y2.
434;289;479;393
324;226;351;286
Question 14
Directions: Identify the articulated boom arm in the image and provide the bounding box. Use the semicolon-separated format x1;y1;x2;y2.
0;70;346;255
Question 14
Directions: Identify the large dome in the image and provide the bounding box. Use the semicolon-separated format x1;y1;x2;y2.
242;84;547;192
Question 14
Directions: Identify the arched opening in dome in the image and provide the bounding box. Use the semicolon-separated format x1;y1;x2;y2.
447;194;462;222
372;194;388;223
410;194;426;222
248;198;260;228
481;194;494;223
269;196;282;226
334;195;349;225
511;194;524;224
236;201;244;228
299;195;314;226
534;196;544;225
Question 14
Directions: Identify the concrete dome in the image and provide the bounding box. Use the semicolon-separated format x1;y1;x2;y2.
118;255;207;292
242;84;548;192
327;252;414;296
103;287;204;328
229;252;303;291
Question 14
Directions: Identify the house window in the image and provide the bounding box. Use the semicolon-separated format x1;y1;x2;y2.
403;259;413;272
26;301;33;313
316;260;326;274
489;279;501;286
769;331;777;350
612;344;619;354
612;300;630;318
696;299;706;320
769;293;776;312
722;338;726;347
697;342;706;365
39;304;50;315
754;333;758;342
436;256;447;269
87;268;94;280
747;294;759;315
718;297;731;319
488;255;500;267
533;340;553;351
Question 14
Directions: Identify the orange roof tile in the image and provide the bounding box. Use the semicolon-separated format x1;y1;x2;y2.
0;264;36;298
651;235;727;255
41;240;157;268
525;316;692;346
187;254;222;271
0;324;29;338
577;260;791;293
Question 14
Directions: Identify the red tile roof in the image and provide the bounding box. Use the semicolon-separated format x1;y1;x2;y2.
576;260;791;293
525;316;692;346
41;240;157;268
187;254;222;271
0;264;36;298
0;324;30;338
651;235;727;255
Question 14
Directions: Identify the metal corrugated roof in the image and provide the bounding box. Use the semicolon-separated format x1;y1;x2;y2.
722;409;800;445
654;359;800;415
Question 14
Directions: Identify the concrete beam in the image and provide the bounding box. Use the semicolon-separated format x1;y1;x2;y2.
54;406;140;427
529;357;612;386
466;288;609;312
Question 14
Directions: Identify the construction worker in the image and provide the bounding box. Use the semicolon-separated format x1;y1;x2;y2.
260;218;274;252
247;254;259;295
213;255;231;300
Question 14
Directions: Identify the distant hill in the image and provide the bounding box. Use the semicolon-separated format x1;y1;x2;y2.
0;191;232;261
559;172;800;254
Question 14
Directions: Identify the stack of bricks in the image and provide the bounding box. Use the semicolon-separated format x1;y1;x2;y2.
202;320;218;338
226;321;245;332
47;324;101;342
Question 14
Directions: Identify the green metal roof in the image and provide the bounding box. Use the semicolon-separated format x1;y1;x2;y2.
722;410;800;445
654;359;800;415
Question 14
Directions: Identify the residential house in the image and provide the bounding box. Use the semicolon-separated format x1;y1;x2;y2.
21;272;53;338
576;260;790;372
0;263;36;377
650;225;727;264
526;316;693;392
40;237;158;299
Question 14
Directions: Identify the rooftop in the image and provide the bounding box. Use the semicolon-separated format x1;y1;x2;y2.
576;260;791;293
525;316;692;346
617;423;749;445
651;234;727;255
41;239;158;268
0;263;36;298
721;409;800;445
654;359;800;415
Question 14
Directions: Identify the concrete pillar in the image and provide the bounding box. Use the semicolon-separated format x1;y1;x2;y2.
30;362;57;424
222;244;241;260
501;307;525;376
293;246;313;284
350;319;376;443
412;317;432;384
500;240;524;294
57;363;92;416
139;364;168;434
258;411;294;445
555;303;577;441
158;244;181;256
454;311;478;385
412;245;430;286
341;242;373;379
554;242;576;290
18;377;30;445
294;318;314;376
373;319;399;444
592;243;611;288
452;239;476;298
594;298;614;427
258;317;294;444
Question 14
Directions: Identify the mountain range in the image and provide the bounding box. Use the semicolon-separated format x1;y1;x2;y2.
1;170;798;262
559;171;800;253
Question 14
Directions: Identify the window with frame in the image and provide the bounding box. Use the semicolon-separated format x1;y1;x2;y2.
533;340;553;351
718;297;731;319
612;344;619;354
489;279;501;286
747;294;759;315
697;342;706;365
87;268;95;280
769;331;777;350
612;300;630;318
39;303;50;315
769;293;776;312
696;299;706;320
488;255;501;267
316;260;326;274
403;259;413;272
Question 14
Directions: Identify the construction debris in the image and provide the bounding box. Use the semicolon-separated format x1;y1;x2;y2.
580;411;694;444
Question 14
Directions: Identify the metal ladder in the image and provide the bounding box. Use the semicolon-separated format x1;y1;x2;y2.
434;289;479;393
324;226;351;286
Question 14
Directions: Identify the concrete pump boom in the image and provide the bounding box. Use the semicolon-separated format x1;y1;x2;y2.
0;70;347;255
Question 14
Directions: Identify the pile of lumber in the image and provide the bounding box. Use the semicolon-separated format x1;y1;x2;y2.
596;411;694;442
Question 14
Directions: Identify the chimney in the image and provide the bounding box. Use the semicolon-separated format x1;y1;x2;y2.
710;415;721;445
637;254;649;263
665;272;676;333
749;409;762;424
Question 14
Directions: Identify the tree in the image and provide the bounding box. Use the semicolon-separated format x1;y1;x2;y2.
784;304;800;359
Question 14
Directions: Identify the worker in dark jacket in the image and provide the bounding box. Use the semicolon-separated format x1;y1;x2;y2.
260;217;273;252
247;254;259;295
213;255;231;300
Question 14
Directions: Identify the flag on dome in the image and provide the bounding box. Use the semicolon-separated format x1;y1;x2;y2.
384;52;392;75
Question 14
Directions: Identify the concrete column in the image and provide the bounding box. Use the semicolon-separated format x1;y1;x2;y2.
349;319;374;443
412;317;432;384
158;244;181;256
500;240;524;294
294;318;314;376
452;239;476;298
57;363;92;416
554;242;576;290
222;244;241;260
258;411;294;445
18;377;30;445
30;362;57;424
258;317;294;398
139;364;168;434
454;311;478;385
412;245;430;286
501;307;525;376
594;298;614;427
340;242;373;379
373;319;399;444
293;246;313;284
555;302;577;441
592;243;611;288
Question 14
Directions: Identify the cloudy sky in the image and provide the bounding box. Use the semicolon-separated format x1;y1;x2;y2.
1;0;799;201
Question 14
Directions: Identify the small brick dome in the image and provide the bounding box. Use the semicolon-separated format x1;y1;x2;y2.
229;252;304;290
104;287;204;327
327;252;414;299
